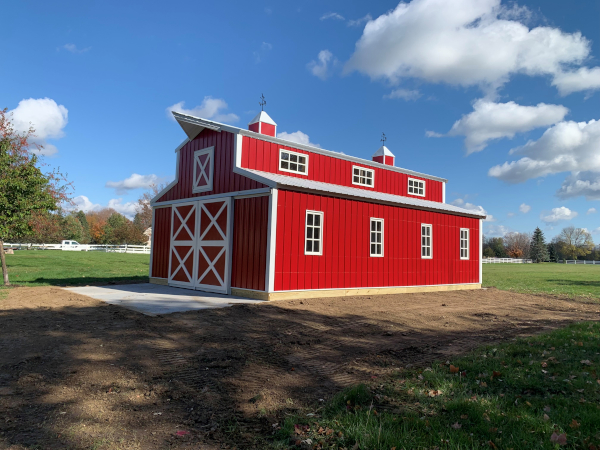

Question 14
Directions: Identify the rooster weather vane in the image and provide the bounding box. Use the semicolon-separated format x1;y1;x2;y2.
381;132;387;145
259;94;266;111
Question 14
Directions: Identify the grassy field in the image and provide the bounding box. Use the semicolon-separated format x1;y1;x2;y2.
275;321;600;449
1;250;150;289
484;263;600;299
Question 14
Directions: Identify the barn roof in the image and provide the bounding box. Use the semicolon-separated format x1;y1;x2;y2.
237;168;487;219
171;111;448;183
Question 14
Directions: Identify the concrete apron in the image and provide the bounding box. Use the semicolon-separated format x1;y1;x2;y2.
64;283;264;316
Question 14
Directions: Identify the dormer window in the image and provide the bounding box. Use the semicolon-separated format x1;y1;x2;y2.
279;149;308;175
408;178;425;197
352;166;374;188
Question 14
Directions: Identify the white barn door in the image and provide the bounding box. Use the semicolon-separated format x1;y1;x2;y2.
195;197;231;294
168;202;197;289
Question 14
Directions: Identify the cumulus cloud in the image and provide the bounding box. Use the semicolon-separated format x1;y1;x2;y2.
556;172;600;201
320;12;345;21
451;198;493;221
9;98;69;156
106;173;162;195
519;203;531;213
307;50;337;80
445;99;568;153
277;130;320;148
107;198;138;219
167;97;239;123
344;0;594;94
485;224;510;237
488;119;600;184
383;88;421;101
540;206;578;224
588;207;597;214
62;43;91;54
552;67;600;96
71;196;101;213
70;196;138;219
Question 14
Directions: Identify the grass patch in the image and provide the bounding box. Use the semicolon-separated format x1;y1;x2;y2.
275;322;600;449
484;263;600;299
2;250;150;287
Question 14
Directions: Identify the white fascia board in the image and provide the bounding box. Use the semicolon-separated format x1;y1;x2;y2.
172;112;448;183
150;139;188;204
232;166;278;187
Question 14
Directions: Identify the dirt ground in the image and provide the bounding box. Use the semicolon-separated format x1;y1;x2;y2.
1;287;599;450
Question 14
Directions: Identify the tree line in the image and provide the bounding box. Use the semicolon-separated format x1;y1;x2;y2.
483;226;598;262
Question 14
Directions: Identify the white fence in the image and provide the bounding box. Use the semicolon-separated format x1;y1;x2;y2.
3;243;150;254
482;257;532;264
561;260;600;265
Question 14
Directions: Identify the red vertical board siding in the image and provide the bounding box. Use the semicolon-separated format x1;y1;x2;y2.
151;207;172;278
274;190;480;291
241;136;443;202
231;196;269;291
157;130;267;202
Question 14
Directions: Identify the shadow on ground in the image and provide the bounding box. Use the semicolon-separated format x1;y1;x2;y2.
1;286;599;449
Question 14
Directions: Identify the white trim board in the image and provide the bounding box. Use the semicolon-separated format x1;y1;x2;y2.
265;189;278;292
271;282;481;293
152;188;271;207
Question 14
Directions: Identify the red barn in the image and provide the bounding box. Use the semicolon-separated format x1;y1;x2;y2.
150;109;486;300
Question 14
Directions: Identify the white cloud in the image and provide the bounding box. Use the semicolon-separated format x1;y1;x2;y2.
277;130;320;148
62;43;91;54
253;42;273;63
446;99;568;153
348;14;373;27
519;203;531;213
344;0;593;94
485;224;510;237
587;207;597;215
592;227;600;235
556;172;600;201
425;130;444;138
507;212;515;217
320;12;345;21
307;50;337;80
167;97;239;123
540;206;578;224
488;119;600;184
106;173;162;195
383;88;421;101
9;98;69;156
107;198;138;219
71;196;101;213
451;198;493;221
552;67;600;96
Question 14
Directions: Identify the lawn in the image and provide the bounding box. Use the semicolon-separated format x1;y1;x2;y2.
276;321;600;450
483;263;600;299
1;250;150;288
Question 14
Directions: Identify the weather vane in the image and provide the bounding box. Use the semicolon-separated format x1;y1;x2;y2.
259;94;266;111
381;132;387;145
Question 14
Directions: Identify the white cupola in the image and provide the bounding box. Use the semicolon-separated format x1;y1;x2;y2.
372;145;395;166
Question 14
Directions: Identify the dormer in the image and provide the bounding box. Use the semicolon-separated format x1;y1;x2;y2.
372;145;395;166
248;111;277;137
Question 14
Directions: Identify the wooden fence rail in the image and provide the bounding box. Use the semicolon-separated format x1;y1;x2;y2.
3;243;150;254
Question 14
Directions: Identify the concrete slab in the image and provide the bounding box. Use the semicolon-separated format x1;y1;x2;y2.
64;283;264;316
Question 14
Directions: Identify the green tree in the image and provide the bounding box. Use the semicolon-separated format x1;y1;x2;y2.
103;212;147;245
0;109;70;285
75;210;91;244
547;243;557;262
62;214;84;242
484;237;506;258
529;227;549;263
557;226;594;260
483;247;495;258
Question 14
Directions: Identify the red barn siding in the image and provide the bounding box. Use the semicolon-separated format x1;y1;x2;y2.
274;190;480;291
241;136;443;202
151;206;172;278
231;196;269;291
157;130;267;203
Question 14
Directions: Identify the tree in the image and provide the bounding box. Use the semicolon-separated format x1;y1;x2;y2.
62;214;84;242
76;210;91;244
484;237;506;258
483;247;496;258
547;243;557;262
103;212;147;245
504;232;531;259
529;227;549;263
0;108;71;285
556;226;594;260
134;183;165;232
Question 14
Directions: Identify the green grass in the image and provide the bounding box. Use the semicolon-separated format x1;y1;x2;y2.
483;263;600;299
275;322;600;450
1;250;150;288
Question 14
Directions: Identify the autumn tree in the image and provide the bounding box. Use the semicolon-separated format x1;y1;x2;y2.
529;227;549;263
134;183;165;232
0;108;71;285
556;226;594;260
504;232;531;259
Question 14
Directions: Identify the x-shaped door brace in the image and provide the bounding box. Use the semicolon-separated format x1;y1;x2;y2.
197;246;226;287
195;152;211;187
172;245;194;282
199;201;228;241
173;205;196;242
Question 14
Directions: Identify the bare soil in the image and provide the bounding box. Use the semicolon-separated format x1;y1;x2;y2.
1;286;599;449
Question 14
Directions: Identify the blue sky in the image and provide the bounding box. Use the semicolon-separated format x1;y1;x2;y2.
2;0;599;239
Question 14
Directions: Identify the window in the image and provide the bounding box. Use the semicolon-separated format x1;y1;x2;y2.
408;178;425;197
421;224;432;259
193;147;214;193
279;149;308;175
370;218;384;257
305;211;323;255
460;228;469;260
352;166;374;187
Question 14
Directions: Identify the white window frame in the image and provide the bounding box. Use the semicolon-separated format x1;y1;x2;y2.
408;177;426;197
460;228;469;260
279;149;308;176
352;165;375;188
305;210;323;255
421;223;432;259
192;146;215;193
370;218;384;257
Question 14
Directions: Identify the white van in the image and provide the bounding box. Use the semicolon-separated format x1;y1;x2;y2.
61;240;87;251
